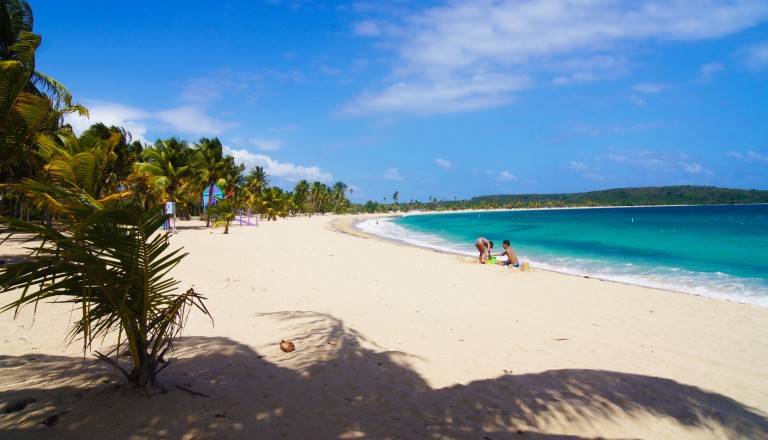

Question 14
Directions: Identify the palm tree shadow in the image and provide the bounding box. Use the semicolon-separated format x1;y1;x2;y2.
1;311;766;439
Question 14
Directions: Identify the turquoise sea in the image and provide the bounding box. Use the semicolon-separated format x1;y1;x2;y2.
357;205;768;307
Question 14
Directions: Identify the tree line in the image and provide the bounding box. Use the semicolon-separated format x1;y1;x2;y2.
352;186;768;214
0;0;349;389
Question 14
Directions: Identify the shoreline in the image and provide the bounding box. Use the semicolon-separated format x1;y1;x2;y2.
345;210;768;308
2;215;768;438
334;216;754;307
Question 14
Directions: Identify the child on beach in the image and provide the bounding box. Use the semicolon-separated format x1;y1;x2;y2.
495;240;520;268
475;237;493;263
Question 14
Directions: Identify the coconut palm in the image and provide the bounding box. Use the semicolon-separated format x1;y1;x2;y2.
331;181;349;213
1;0;87;223
192;137;228;227
0;178;210;389
211;189;247;234
261;186;287;220
135;137;192;207
0;0;87;185
81;123;143;185
309;181;330;214
292;179;309;215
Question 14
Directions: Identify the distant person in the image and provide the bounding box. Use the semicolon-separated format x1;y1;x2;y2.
495;239;520;268
475;237;493;263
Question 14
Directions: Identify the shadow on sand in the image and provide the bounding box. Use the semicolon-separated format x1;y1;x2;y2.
1;311;766;439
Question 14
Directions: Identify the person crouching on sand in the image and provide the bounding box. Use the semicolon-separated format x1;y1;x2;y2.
475;237;493;263
495;239;520;268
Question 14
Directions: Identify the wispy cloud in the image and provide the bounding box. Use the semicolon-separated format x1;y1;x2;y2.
696;62;724;83
338;74;531;116
740;41;768;70
435;158;453;169
65;101;150;144
728;150;768;163
564;160;608;181
598;149;711;175
230;137;284;151
353;20;384;37
66;101;239;141
383;167;403;180
567;161;588;171
343;0;768;116
631;82;666;94
496;171;518;182
155;105;238;135
180;69;263;104
223;146;333;183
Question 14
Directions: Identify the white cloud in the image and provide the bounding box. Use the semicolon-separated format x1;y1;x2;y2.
598;149;711;175
338;74;532;116
496;171;518;182
680;162;704;174
696;62;724;83
343;0;768;116
65;100;241;142
230;137;283;151
631;82;666;94
64;101;150;144
567;161;588;171
435;158;453;169
223;146;333;183
628;95;645;106
397;1;768;74
741;41;768;70
382;167;403;180
729;150;768;163
271;124;298;133
180;69;263;104
353;20;383;37
583;172;608;182
155;105;238;135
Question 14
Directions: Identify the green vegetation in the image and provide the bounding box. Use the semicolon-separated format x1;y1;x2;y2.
0;180;210;389
471;186;768;208
354;186;768;213
0;0;353;389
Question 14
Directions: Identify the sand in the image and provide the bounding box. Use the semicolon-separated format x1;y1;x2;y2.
1;214;767;439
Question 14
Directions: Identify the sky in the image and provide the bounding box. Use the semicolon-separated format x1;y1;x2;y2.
29;0;768;203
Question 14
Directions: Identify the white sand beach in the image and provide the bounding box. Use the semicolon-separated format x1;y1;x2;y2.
1;215;768;439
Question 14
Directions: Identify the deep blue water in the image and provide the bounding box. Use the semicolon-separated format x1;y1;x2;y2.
357;205;768;306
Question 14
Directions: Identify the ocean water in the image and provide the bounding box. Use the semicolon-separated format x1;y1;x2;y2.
357;205;768;307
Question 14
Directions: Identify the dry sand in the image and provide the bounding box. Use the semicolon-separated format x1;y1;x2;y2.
1;214;767;439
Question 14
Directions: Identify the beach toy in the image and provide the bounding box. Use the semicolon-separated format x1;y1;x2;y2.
520;262;530;272
489;256;496;265
280;340;295;352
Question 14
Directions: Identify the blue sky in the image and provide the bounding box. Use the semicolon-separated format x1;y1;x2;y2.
30;0;768;203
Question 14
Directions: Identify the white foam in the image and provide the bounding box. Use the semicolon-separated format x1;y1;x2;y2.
356;218;768;307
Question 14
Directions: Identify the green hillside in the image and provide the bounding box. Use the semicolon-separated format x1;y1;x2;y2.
470;186;768;208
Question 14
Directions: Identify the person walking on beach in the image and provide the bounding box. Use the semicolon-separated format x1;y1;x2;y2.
495;239;520;268
475;237;493;263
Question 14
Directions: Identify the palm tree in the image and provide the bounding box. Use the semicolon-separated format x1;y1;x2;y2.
18;125;133;224
211;189;246;234
192;137;227;227
292;179;309;215
1;0;87;186
261;186;287;220
0;178;210;389
242;166;267;217
331;181;349;213
81;122;143;185
309;181;330;214
134;137;192;208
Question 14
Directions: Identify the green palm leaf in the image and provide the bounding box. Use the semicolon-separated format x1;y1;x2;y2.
0;179;211;388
